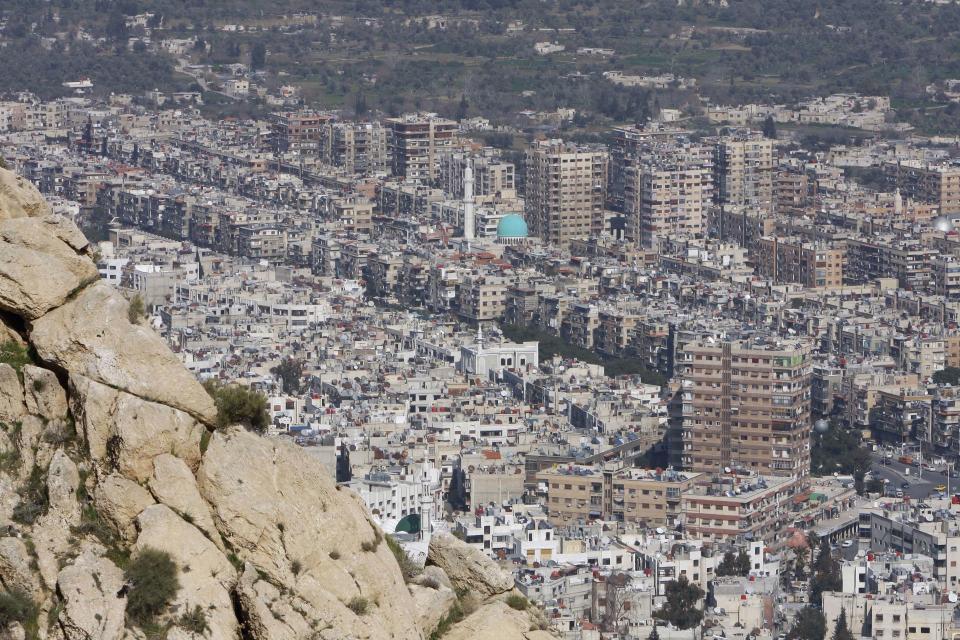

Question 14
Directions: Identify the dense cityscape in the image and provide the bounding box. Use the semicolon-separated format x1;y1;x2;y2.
5;2;960;640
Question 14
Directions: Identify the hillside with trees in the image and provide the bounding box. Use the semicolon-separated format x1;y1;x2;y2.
3;0;960;132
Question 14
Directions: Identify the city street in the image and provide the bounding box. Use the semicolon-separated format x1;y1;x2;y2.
869;452;955;500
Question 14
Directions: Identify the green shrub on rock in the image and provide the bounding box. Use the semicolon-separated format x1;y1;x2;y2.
125;547;180;628
203;380;270;434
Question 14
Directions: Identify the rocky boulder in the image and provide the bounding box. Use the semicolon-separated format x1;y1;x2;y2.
409;582;457;637
0;364;24;423
198;427;423;640
133;505;238;640
440;601;549;640
0;219;98;320
0;170;50;220
69;375;204;483
31;282;216;425
56;548;126;640
427;532;515;599
22;365;68;420
93;474;155;543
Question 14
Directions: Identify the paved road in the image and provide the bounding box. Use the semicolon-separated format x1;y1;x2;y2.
869;452;956;500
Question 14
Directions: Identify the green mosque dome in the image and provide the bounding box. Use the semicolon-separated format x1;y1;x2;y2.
496;214;529;239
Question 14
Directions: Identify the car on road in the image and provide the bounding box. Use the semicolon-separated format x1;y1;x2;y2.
896;490;904;498
841;540;854;548
901;482;911;489
937;484;947;492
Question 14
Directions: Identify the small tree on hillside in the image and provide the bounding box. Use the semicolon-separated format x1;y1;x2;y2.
251;42;266;69
762;115;777;139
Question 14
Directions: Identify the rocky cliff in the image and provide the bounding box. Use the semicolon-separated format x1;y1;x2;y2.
0;167;554;640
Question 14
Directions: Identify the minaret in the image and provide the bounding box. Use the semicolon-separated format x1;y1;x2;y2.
419;454;433;541
463;159;475;241
894;188;903;217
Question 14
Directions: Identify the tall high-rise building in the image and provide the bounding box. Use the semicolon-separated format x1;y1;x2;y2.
438;148;516;204
524;140;607;248
386;114;458;182
608;123;689;211
674;338;812;479
320;121;388;175
623;142;713;249
269;111;335;154
713;130;776;213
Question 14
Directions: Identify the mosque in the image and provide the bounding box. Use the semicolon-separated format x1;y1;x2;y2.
495;213;529;246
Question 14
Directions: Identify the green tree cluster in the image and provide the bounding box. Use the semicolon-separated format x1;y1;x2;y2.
787;605;825;640
810;423;871;493
810;539;841;606
716;549;752;577
653;575;703;630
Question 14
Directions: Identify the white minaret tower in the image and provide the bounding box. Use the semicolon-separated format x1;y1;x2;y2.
463;159;475;241
419;457;433;542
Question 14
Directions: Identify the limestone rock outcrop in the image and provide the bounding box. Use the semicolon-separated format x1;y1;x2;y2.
427;531;516;598
409;581;458;636
440;601;551;640
32;282;216;425
0;169;50;220
0;167;558;640
0;218;99;320
56;548;127;640
199;427;424;640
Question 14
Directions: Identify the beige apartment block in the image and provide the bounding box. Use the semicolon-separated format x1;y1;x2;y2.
678;338;813;479
524;140;608;248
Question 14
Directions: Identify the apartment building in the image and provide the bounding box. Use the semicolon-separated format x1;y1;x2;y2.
623;142;713;249
713;130;775;213
755;237;844;288
329;196;374;235
270;111;334;153
682;473;800;547
320;121;388;174
524;140;608;248
845;237;937;290
886;161;960;215
932;253;960;299
386;113;458;182
537;464;701;528
676;338;813;479
775;168;809;211
608;124;689;210
868;509;960;591
234;225;287;261
456;273;510;321
438;149;516;203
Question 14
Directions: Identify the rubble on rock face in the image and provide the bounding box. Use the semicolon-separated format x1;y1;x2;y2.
0;169;558;639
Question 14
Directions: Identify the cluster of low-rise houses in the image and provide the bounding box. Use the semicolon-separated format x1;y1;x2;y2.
8;90;960;638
